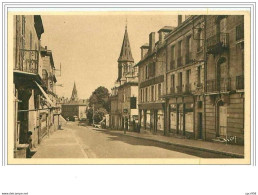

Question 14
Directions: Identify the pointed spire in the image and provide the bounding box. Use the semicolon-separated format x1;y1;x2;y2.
118;23;134;63
70;81;78;101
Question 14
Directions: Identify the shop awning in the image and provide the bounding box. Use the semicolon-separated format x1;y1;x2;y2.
34;81;54;107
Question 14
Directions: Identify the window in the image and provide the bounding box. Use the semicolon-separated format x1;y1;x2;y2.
158;84;162;99
130;97;137;109
177;41;182;67
197;30;203;52
30;32;32;50
151;86;154;101
219;18;227;33
186;69;191;84
171;45;175;60
145;88;147;102
186;36;192;64
197;66;201;85
145;65;149;79
178;40;182;57
171;75;175;93
236;23;244;41
170;45;175;70
178;72;183;93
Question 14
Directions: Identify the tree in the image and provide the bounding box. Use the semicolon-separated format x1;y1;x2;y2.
89;86;110;112
86;107;93;124
93;108;108;123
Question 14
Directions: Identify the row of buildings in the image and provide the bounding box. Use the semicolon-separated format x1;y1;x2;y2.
13;15;63;158
109;15;245;145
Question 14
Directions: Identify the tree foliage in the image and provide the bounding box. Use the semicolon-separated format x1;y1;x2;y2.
87;86;110;124
89;86;110;112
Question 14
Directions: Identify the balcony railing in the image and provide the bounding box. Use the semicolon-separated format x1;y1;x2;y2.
207;79;217;92
206;78;231;92
236;23;244;41
236;75;244;90
170;87;175;94
176;85;182;94
177;56;183;67
220;77;231;92
170;60;175;70
207;33;229;54
14;49;39;74
184;83;191;94
185;52;192;65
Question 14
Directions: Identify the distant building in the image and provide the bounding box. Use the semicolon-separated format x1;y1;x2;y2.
61;82;88;121
109;25;138;131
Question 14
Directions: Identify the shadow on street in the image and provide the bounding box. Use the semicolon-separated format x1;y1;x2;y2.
93;129;235;158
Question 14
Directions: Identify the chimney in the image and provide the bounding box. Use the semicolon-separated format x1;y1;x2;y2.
178;15;182;26
159;31;164;43
140;44;149;59
149;32;155;53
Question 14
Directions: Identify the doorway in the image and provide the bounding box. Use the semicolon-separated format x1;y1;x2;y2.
218;105;227;137
198;112;202;139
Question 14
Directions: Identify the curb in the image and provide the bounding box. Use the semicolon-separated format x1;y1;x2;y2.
93;128;244;158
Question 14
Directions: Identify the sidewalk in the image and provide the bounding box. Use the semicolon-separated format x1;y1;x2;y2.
32;125;88;158
94;128;244;158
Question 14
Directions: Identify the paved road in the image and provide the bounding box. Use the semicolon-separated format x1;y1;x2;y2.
33;122;232;158
68;122;230;158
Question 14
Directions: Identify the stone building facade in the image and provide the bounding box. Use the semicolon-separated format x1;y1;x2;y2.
204;15;244;144
137;26;173;134
163;15;205;139
136;15;245;145
13;15;60;158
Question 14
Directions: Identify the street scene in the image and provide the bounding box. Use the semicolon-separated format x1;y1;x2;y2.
12;14;245;159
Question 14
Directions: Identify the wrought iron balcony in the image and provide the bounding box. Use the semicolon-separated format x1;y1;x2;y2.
207;33;229;54
185;52;192;65
184;83;191;94
236;75;244;90
206;78;231;93
176;85;182;94
206;79;217;92
177;56;183;67
220;77;231;92
14;49;39;74
170;60;175;70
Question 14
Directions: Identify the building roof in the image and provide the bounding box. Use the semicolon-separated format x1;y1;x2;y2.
158;26;175;33
118;26;134;63
40;47;55;68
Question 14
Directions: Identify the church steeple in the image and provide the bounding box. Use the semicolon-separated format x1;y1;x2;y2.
70;82;78;101
118;24;134;63
117;24;134;82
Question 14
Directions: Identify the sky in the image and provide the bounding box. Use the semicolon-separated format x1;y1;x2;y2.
40;13;178;99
